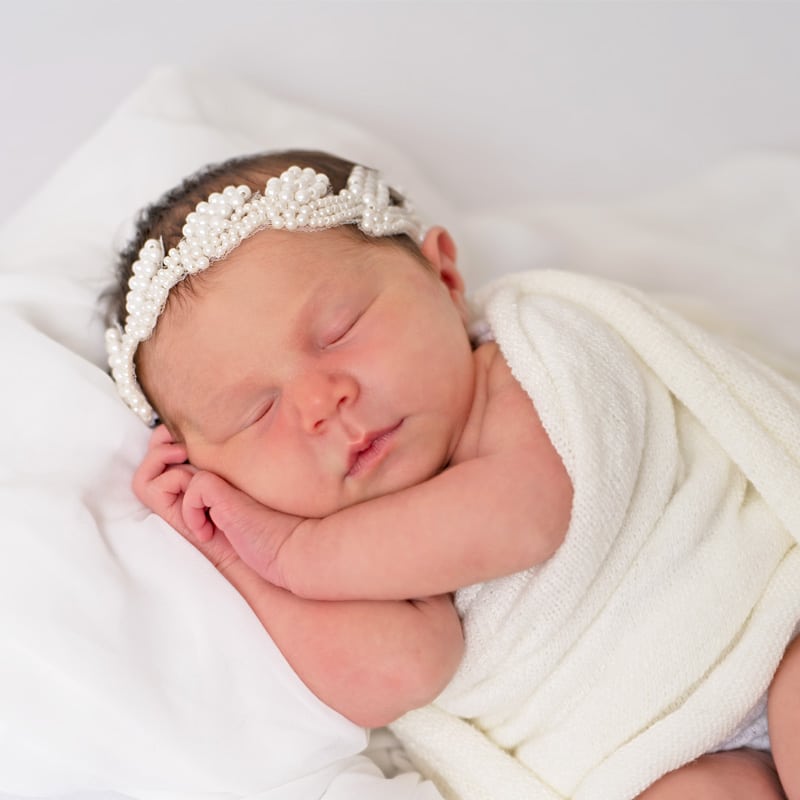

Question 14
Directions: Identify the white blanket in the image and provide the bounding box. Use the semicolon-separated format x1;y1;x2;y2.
391;270;800;800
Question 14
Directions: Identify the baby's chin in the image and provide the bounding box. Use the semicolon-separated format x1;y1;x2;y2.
268;490;381;520
249;485;366;520
262;474;427;520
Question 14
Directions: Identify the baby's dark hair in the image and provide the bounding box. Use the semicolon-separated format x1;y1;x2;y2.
103;148;426;331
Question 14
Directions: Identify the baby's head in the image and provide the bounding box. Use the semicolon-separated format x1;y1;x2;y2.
106;149;477;515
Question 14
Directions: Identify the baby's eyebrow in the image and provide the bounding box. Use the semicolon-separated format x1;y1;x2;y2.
300;274;347;317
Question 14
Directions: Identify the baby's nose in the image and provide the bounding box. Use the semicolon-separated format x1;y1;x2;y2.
292;371;358;433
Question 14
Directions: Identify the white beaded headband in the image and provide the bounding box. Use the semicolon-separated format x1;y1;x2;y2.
106;164;425;425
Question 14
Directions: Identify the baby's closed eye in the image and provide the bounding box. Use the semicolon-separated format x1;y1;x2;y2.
242;396;276;430
320;315;360;348
319;310;363;348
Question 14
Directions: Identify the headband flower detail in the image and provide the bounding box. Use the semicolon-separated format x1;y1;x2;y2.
106;164;425;425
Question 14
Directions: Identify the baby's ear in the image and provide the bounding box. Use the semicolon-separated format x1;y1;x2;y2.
420;226;468;319
420;226;459;284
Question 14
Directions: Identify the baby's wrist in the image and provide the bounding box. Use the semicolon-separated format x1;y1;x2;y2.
272;516;318;596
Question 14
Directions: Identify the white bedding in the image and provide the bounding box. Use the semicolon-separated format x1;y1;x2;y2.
1;66;798;799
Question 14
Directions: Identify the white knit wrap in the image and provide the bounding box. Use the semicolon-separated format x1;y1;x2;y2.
392;269;800;800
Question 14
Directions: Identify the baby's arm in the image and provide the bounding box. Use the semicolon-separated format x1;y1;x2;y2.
225;561;463;728
134;426;464;727
185;351;573;601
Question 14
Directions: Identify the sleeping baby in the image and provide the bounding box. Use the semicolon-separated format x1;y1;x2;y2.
104;149;800;800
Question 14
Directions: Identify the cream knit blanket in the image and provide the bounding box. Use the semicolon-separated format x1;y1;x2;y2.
390;270;800;800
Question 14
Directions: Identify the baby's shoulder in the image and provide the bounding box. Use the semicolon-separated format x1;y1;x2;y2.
475;342;549;453
479;343;528;403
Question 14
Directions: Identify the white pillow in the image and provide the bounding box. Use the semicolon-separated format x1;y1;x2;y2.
0;67;449;800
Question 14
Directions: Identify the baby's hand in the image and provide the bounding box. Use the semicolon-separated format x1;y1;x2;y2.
183;471;305;589
132;424;196;539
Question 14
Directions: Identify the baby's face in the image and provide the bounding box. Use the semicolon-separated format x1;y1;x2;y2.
140;227;476;517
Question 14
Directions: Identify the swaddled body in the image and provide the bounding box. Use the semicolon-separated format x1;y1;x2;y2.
392;270;800;799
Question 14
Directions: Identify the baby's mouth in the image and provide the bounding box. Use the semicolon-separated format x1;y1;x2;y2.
345;421;401;478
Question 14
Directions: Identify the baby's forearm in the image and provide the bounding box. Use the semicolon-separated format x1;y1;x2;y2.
281;448;572;601
220;556;463;727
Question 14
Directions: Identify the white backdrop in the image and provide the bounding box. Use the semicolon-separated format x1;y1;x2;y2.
2;3;800;798
2;0;800;223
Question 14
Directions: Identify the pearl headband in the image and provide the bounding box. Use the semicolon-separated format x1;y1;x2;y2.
105;164;425;425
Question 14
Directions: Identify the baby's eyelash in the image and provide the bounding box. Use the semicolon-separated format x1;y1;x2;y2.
323;314;360;347
245;398;275;429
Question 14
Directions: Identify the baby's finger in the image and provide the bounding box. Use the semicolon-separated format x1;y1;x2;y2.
135;462;191;505
155;441;189;465
148;467;195;537
149;423;176;447
142;442;186;470
137;442;188;481
183;479;217;544
153;463;193;499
